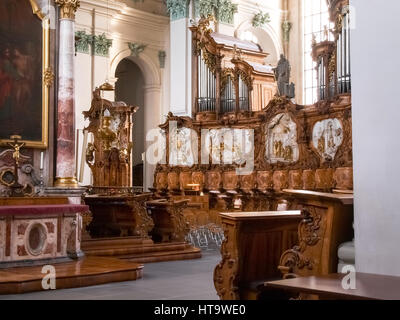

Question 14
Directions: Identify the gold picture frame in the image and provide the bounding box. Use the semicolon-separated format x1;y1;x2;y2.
0;0;51;149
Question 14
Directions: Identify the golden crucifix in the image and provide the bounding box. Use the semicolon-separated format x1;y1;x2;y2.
8;135;25;166
8;135;25;189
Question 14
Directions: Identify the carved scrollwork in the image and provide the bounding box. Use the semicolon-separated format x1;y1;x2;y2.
168;201;189;242
298;207;322;249
328;52;336;82
81;210;93;236
279;247;313;279
237;69;253;91
279;208;322;277
202;49;218;73
130;199;154;238
220;68;236;94
213;223;240;300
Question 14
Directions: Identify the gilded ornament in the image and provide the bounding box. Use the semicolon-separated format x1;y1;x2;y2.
55;0;80;20
237;69;253;91
220;68;235;93
328;52;336;81
44;67;55;87
202;50;217;73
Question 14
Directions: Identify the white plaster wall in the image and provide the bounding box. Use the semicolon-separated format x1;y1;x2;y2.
351;0;400;276
170;18;191;115
287;0;303;105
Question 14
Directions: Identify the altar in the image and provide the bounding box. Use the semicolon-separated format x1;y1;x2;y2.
0;197;144;294
0;201;87;268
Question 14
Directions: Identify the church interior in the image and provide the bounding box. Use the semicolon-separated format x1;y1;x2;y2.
0;0;399;301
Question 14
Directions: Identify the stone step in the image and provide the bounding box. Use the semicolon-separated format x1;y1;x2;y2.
121;247;202;263
82;236;151;249
84;242;190;257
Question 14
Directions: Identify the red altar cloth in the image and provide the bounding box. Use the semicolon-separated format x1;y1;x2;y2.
0;204;89;216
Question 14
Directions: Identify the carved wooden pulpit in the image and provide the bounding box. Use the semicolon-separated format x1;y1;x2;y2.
83;89;139;187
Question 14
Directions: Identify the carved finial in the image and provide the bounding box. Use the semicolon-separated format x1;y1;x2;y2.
312;33;317;46
198;14;216;33
233;45;242;60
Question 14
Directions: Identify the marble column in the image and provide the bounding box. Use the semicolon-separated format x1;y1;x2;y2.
54;0;80;187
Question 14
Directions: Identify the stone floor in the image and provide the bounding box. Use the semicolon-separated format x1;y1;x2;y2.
0;249;221;300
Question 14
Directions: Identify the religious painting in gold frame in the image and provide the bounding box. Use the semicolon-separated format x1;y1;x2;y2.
0;0;50;149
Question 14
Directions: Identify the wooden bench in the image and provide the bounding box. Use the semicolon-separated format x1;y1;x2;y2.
213;211;302;300
279;190;354;279
265;273;400;300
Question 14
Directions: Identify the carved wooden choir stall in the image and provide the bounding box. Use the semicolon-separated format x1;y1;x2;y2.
81;89;201;263
151;2;354;300
213;211;302;300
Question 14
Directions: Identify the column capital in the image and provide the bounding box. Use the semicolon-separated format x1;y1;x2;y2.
55;0;80;20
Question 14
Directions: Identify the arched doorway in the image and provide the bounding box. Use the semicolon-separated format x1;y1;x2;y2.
115;58;145;187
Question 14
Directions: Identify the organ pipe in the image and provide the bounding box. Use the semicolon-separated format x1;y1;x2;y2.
337;10;351;94
197;52;217;112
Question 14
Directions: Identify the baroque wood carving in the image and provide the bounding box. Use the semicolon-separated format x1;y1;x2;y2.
279;207;323;278
278;190;354;280
83;89;139;187
214;222;241;300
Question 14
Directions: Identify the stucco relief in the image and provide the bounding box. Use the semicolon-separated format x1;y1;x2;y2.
169;127;196;167
204;128;253;165
312;119;343;161
11;218;58;261
265;113;299;163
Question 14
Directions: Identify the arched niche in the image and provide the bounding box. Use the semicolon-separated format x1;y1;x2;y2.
111;49;162;191
115;59;145;187
234;21;282;66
